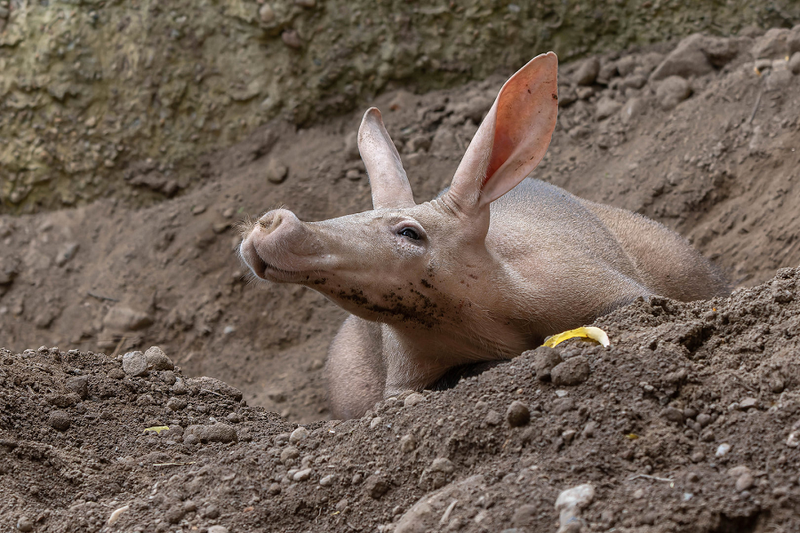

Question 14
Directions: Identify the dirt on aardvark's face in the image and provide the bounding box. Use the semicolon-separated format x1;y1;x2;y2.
239;197;495;329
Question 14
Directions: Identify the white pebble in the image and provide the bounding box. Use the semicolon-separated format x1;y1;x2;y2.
293;468;312;482
555;483;595;529
716;443;732;457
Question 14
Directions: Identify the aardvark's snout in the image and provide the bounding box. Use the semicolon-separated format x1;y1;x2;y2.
239;209;313;281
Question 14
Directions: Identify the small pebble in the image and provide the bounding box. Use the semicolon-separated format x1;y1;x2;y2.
65;375;89;399
165;505;185;524
364;474;390;499
208;526;229;533
171;379;187;394
293;468;312;482
48;410;71;431
485;410;503;426
268;483;281;495
656;76;692;110
716;443;732;457
736;472;755;492
686;471;700;483
399;434;417;453
595;97;622;121
320;474;335;487
204;423;237;443
266;157;289;183
281;29;303;49
122;351;148;377
506;401;531;427
196;503;217;519
144;346;174;371
701;429;716;442
575;57;600;85
16;516;33;532
739;397;758;410
281;446;300;463
404;392;426;407
369;417;383;430
766;69;793;91
166;397;187;411
661;407;685;424
289;426;309;443
582;420;597;438
696;413;712;427
258;3;275;23
429;458;455;474
728;465;751;477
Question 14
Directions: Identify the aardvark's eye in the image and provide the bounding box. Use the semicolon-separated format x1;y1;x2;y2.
398;227;420;240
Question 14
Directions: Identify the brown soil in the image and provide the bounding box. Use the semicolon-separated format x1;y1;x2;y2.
1;27;800;532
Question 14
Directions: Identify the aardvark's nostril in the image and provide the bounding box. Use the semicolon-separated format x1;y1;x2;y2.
258;211;283;234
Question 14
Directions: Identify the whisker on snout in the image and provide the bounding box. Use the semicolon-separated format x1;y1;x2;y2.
237;215;258;239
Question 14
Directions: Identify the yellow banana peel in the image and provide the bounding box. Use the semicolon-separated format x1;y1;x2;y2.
543;326;610;348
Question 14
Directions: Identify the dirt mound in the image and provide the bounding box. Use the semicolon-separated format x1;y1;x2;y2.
1;267;799;532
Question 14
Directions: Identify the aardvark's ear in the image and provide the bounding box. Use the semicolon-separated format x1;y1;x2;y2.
446;52;558;212
358;108;415;209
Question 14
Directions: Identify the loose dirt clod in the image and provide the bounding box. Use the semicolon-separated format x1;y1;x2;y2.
532;346;563;381
506;401;531;427
551;356;591;386
47;410;71;431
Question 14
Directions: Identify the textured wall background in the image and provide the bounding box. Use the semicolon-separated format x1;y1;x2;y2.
1;0;799;212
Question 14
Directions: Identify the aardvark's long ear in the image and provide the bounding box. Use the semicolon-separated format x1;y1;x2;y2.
358;108;415;209
446;52;558;212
